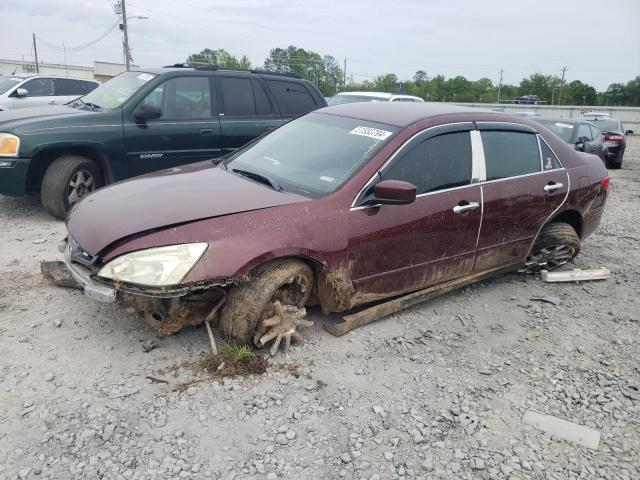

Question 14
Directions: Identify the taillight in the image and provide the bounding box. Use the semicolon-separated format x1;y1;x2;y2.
603;134;623;141
601;177;610;190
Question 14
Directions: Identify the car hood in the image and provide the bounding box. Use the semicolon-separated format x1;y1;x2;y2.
66;161;310;256
0;105;85;127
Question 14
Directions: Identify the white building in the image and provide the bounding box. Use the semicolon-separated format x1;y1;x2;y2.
0;59;131;82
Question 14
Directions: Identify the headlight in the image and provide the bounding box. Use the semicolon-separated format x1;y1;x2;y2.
0;133;19;157
97;243;208;287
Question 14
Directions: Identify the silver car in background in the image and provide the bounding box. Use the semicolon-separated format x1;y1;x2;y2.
0;75;99;111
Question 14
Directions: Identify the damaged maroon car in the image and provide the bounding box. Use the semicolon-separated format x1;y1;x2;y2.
57;102;609;350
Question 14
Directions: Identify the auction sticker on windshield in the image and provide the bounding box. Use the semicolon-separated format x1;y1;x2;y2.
555;122;573;129
137;73;154;82
350;126;393;141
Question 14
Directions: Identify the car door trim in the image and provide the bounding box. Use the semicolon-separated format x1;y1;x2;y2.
470;130;486;182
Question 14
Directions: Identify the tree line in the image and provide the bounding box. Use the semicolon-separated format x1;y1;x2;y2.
186;47;640;107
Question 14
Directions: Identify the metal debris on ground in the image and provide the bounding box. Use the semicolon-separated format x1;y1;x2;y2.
541;268;611;283
522;410;600;449
530;295;562;306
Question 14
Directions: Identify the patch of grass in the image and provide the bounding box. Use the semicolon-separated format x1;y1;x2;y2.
219;343;254;363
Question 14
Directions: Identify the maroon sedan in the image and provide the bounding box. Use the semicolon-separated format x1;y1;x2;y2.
59;103;609;349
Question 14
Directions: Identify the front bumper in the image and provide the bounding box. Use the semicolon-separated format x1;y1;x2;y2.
0;157;30;196
63;239;116;303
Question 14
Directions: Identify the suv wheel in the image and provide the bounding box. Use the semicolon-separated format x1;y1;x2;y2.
41;155;103;219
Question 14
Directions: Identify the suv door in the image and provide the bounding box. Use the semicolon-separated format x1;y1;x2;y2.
474;125;568;271
215;75;282;155
10;77;55;108
348;125;482;297
123;75;221;175
54;78;87;104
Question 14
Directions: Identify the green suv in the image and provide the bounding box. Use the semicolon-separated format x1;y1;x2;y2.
0;66;326;218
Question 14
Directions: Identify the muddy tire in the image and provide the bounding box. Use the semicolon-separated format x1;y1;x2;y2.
522;222;581;274
219;259;313;345
41;155;103;220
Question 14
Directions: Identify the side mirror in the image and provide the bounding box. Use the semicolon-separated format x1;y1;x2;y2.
370;180;417;205
625;130;634;135
133;104;161;123
15;88;28;98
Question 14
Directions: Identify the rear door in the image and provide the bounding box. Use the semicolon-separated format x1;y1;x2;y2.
348;125;482;297
53;78;87;104
10;77;55;108
474;125;568;271
216;75;282;155
123;75;221;174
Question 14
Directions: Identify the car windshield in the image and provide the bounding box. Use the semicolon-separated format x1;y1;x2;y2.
327;95;389;105
0;77;22;95
224;112;399;198
72;71;157;110
537;120;575;142
591;119;620;133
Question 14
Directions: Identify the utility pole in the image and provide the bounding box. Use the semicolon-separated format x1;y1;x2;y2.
557;66;567;105
32;33;40;73
120;0;131;70
343;58;347;91
496;69;503;103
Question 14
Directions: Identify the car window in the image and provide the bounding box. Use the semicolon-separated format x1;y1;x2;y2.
220;77;255;116
537;120;574;143
576;124;591;141
81;81;99;93
140;76;211;120
382;131;472;194
20;78;54;97
0;77;22;95
481;131;540;181
252;79;272;115
265;79;316;116
589;125;601;141
327;95;387;105
54;78;85;96
78;71;156;110
540;140;562;170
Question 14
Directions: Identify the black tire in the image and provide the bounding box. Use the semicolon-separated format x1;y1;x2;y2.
41;155;103;220
522;222;581;274
610;154;623;169
219;259;313;345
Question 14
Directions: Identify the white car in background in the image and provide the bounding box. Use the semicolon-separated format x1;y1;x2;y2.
327;91;424;105
0;75;99;111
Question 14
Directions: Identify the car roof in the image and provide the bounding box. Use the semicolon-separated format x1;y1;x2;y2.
318;102;487;127
533;116;593;125
332;91;422;100
1;74;98;82
138;66;304;81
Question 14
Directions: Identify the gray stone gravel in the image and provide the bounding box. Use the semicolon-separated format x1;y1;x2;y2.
0;139;639;479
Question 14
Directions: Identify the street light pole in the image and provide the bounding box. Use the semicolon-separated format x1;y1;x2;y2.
120;0;131;70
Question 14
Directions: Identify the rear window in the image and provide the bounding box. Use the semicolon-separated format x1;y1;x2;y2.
328;95;388;105
537;120;574;143
481;131;541;180
265;80;317;116
592;119;621;133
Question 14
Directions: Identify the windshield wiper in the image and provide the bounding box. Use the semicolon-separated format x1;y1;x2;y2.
232;168;283;192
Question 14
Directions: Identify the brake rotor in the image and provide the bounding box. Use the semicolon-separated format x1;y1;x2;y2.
253;300;313;355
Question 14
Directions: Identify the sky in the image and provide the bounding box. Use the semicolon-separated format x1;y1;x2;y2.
1;0;639;91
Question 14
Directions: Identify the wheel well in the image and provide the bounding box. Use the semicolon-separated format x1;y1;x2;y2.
26;147;112;192
548;210;583;238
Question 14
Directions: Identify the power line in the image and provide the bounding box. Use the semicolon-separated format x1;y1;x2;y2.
36;20;119;52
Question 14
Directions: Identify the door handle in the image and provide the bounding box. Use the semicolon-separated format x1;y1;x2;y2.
453;201;480;214
200;128;214;136
543;182;564;192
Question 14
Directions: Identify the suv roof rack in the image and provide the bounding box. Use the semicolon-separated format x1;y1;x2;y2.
162;62;219;70
161;63;301;79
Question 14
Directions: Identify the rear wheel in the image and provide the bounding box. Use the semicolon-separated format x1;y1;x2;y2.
521;222;580;274
41;155;103;219
610;153;623;169
219;259;313;349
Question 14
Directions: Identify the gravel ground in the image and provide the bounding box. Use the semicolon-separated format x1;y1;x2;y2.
1;139;639;480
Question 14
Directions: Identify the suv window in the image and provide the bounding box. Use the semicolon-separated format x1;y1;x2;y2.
54;78;85;96
20;78;54;96
252;79;272;115
81;80;99;93
139;76;211;120
576;123;591;141
481;131;540;180
220;77;255;116
382;131;472;194
265;79;316;116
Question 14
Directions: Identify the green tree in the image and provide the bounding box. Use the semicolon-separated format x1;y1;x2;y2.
566;80;598;106
186;49;251;69
264;46;343;96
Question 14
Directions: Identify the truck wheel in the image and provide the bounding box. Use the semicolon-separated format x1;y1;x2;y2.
521;222;580;274
41;155;103;219
219;259;313;347
610;154;623;169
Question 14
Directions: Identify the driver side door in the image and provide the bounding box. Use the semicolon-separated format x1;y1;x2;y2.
123;75;221;175
347;124;482;299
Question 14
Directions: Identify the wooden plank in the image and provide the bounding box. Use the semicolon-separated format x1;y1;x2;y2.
541;268;610;283
523;410;600;449
324;263;517;337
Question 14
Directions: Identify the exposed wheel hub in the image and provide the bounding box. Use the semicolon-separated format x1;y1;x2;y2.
521;244;576;274
254;300;313;355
